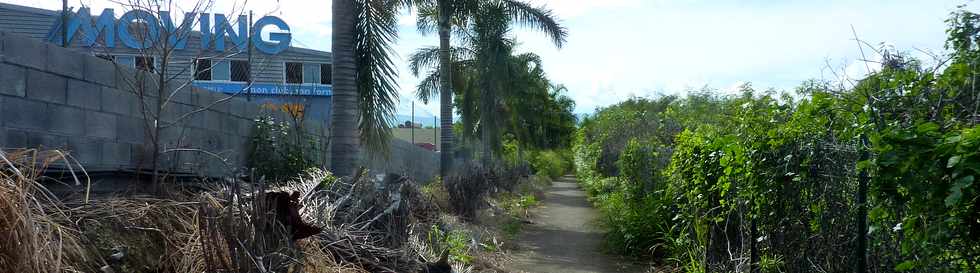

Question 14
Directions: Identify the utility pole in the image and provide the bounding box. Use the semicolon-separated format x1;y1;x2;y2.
434;115;438;151
246;10;254;101
61;0;68;47
411;101;416;144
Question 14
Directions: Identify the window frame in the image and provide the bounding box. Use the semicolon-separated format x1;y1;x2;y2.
134;56;155;72
284;62;304;84
320;63;332;85
194;58;212;81
230;60;250;83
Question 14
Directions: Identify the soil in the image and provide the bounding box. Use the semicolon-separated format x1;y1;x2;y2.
507;176;646;273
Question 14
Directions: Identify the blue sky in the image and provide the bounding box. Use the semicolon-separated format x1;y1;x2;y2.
7;0;976;116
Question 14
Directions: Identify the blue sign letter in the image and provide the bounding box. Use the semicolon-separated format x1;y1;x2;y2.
252;16;291;55
46;7;115;47
214;14;247;52
118;10;160;49
159;11;195;49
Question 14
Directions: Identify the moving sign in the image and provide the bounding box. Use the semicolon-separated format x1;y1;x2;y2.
47;7;292;54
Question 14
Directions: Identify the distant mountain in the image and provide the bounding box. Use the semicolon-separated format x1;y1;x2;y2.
394;99;438;127
394;114;439;127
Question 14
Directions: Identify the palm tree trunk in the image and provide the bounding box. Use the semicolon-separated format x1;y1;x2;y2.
438;0;455;179
330;0;360;177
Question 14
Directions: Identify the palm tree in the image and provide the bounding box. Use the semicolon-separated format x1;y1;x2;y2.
413;0;567;168
331;0;409;177
331;0;359;177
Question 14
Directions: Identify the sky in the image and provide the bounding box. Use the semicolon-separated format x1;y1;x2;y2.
5;0;978;117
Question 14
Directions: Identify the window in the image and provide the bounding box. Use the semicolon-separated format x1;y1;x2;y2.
135;56;155;72
231;60;250;82
195;59;212;80
212;60;230;81
285;62;303;83
116;56;135;67
320;64;332;85
95;54;114;61
303;63;320;84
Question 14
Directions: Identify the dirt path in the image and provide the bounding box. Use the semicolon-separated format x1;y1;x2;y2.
507;176;644;273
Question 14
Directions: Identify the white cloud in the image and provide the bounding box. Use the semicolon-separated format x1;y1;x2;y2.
523;0;642;19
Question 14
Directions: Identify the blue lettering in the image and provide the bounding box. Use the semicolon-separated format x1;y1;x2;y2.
159;12;195;49
118;10;159;49
46;8;292;54
46;7;115;47
199;13;212;49
252;16;292;55
214;14;247;52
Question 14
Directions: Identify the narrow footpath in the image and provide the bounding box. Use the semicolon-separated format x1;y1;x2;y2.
508;176;644;273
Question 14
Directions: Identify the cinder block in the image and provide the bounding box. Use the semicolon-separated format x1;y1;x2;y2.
184;106;206;128
67;137;103;166
243;103;259;120
212;93;231;113
0;63;26;97
117;116;147;144
2;129;28;148
221;115;240;136
101;141;132;167
26;70;67;104
82;54;116;87
2;96;48;130
192;89;216;108
26;132;68;149
1;32;47;70
237;118;252;137
157;126;186;148
67;79;101;110
138;97;161;119
172;85;194;105
85;111;117;140
229;97;248;118
203;110;221;130
45;44;84;79
100;87;137;116
130;142;153;166
161;103;192;126
204;131;223;151
114;67;139;91
48;104;86;135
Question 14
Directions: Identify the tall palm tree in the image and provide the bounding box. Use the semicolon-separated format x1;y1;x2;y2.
413;0;567;168
331;0;408;177
331;0;360;177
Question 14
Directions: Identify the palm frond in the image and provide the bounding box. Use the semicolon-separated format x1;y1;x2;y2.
415;70;440;103
355;0;403;156
498;0;567;47
408;46;475;76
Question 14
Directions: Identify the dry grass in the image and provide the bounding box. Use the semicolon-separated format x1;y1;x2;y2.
0;149;423;273
0;149;90;273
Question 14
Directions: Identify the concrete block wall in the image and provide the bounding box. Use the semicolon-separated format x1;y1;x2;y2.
366;139;440;182
0;30;324;177
0;30;438;182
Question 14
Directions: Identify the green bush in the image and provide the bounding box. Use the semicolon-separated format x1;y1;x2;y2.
528;150;572;179
247;115;323;182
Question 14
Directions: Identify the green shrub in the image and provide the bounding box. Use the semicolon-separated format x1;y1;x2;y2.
618;138;657;199
426;225;473;264
529;150;572;179
595;191;671;256
247;115;323;182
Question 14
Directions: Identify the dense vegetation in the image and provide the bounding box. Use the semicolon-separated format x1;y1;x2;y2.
576;10;980;273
